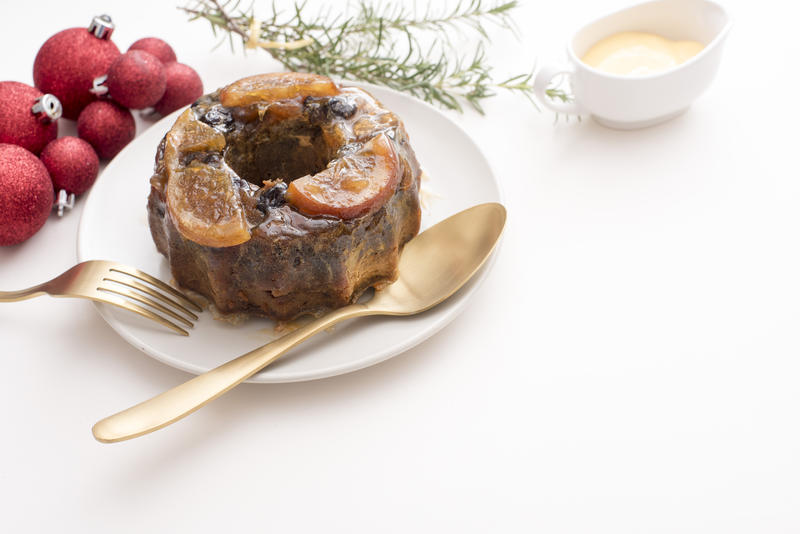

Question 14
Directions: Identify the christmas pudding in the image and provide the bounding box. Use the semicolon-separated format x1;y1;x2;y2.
147;72;421;321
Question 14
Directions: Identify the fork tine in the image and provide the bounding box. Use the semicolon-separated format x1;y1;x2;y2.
102;276;198;321
92;292;189;336
97;286;194;328
109;266;202;313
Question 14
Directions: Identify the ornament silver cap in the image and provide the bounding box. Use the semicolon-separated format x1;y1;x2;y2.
88;14;115;40
31;94;62;122
90;74;109;96
54;190;75;218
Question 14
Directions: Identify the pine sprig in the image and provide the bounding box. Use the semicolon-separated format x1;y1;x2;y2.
181;0;571;113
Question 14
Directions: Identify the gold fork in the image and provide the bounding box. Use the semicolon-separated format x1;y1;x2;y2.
0;260;201;335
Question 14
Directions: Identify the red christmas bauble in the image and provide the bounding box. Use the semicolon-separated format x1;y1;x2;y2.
0;82;60;155
77;100;135;160
106;50;166;109
128;37;177;65
33;26;120;120
0;144;54;246
40;136;99;196
154;63;204;116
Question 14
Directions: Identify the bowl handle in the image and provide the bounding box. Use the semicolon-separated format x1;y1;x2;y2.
533;64;585;115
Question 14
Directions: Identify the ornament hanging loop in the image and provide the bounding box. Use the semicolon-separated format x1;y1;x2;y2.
31;94;62;122
88;14;115;40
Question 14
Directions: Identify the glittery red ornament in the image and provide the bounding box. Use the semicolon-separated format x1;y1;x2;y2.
0;82;61;155
0;144;54;246
40;137;99;196
128;37;177;65
33;17;120;120
102;50;166;110
154;63;204;116
77;100;135;160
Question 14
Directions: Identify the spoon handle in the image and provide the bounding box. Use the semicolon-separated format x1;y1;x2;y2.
92;303;370;443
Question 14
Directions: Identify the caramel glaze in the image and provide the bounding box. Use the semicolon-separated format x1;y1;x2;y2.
147;79;422;321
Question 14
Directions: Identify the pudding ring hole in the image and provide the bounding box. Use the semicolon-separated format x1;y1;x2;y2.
221;101;346;187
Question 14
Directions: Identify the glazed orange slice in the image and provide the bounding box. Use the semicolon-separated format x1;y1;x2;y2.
220;72;339;107
163;110;250;248
166;163;250;248
286;133;400;219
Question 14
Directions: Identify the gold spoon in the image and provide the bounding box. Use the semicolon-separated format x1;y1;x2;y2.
92;202;506;443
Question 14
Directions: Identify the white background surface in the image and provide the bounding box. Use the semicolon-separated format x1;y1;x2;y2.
1;0;799;531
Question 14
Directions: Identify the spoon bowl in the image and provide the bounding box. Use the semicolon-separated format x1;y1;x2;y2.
93;202;507;443
369;202;507;314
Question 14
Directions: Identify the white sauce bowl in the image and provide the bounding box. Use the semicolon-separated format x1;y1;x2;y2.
533;0;732;129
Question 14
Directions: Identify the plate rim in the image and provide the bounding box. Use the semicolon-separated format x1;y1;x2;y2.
76;80;505;383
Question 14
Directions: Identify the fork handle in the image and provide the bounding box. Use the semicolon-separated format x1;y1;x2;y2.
0;285;47;302
92;303;373;443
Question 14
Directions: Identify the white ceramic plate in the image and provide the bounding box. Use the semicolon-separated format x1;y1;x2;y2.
77;83;502;383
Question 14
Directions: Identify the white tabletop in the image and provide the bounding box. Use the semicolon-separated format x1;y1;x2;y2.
2;0;799;531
